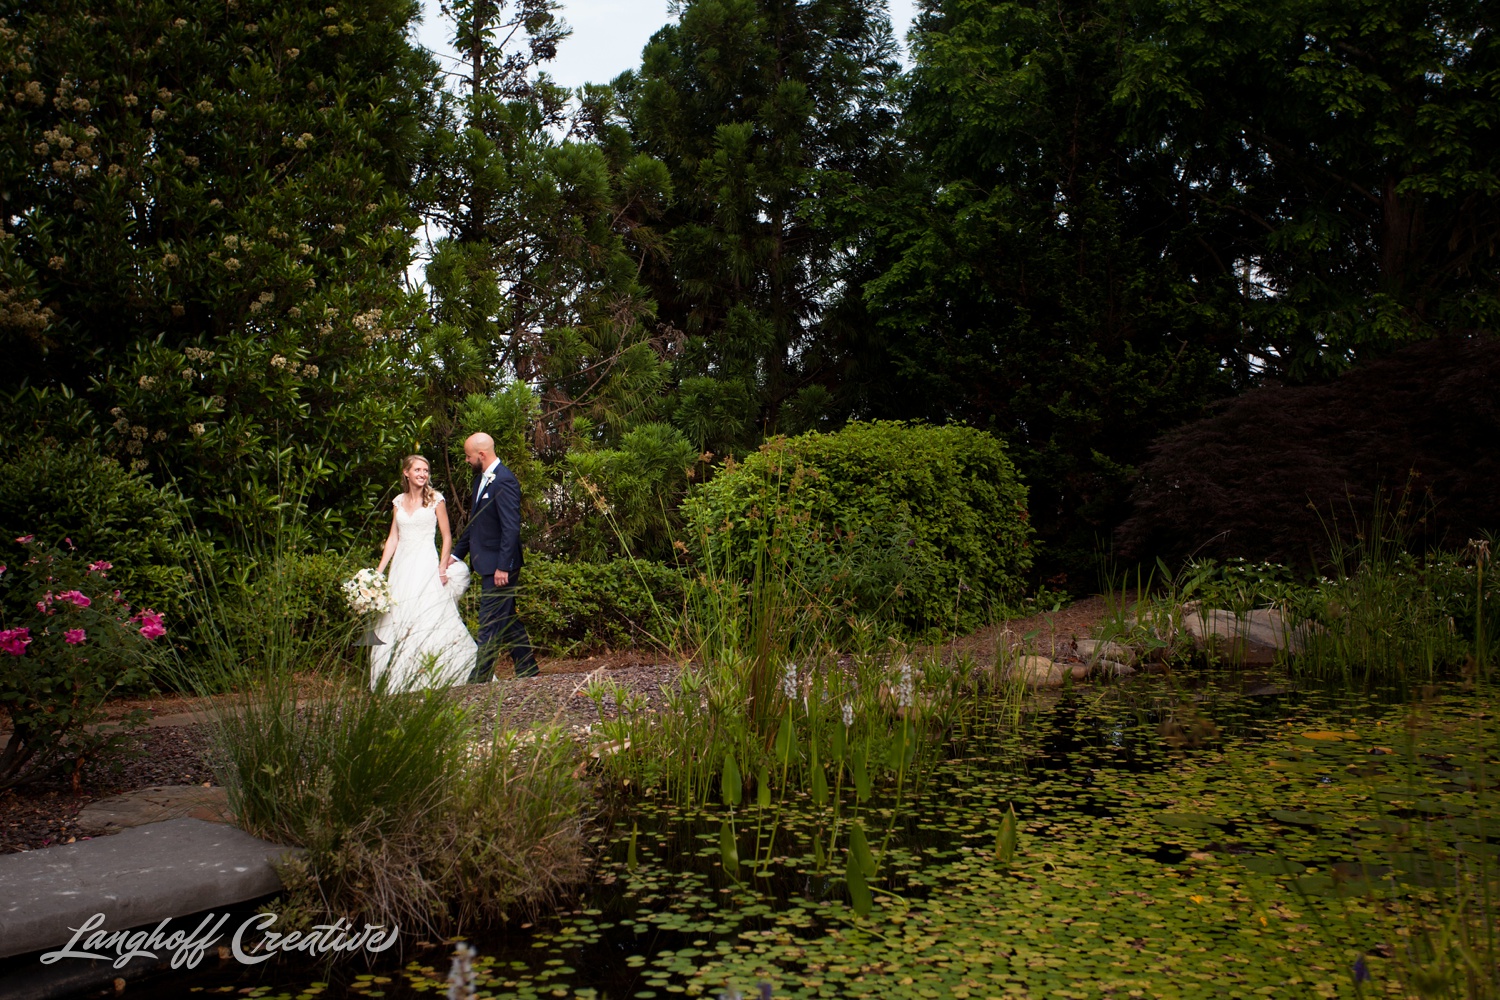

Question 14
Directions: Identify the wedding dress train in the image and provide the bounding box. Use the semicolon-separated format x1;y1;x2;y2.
369;492;476;691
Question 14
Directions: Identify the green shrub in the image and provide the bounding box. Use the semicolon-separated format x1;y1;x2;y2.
682;421;1034;635
518;556;685;655
0;441;191;629
561;422;697;561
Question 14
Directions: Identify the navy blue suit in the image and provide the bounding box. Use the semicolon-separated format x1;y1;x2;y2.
451;460;536;680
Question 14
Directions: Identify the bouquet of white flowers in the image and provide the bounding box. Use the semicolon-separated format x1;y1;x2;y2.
342;568;393;615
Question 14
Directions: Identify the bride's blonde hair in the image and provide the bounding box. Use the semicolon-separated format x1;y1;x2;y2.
401;454;437;508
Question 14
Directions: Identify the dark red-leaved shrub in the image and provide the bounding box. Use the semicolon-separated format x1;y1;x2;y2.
1116;334;1500;569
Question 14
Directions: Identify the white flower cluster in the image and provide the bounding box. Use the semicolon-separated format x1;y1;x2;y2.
894;661;914;709
342;568;393;615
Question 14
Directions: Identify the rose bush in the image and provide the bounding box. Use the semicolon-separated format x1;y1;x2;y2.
0;535;166;790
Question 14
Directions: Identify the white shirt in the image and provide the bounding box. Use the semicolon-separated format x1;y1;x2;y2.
475;458;500;505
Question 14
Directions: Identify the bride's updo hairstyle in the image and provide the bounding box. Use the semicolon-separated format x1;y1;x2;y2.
401;454;437;508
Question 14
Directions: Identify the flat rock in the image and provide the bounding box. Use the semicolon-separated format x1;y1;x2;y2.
1180;606;1314;664
0;818;297;960
77;785;231;835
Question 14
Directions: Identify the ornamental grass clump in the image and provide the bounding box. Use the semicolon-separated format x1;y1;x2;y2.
202;663;589;937
0;534;168;790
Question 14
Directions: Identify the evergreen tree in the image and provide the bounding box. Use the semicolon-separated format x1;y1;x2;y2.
617;0;901;455
419;0;680;539
851;0;1498;578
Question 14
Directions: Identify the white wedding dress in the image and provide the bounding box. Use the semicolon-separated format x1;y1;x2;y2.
369;492;477;692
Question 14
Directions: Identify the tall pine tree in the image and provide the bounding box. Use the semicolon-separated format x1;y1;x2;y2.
616;0;901;455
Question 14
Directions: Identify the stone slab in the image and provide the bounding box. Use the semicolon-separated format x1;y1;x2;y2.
0;817;297;959
77;785;232;834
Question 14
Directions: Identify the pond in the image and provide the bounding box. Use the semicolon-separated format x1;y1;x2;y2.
122;671;1497;1000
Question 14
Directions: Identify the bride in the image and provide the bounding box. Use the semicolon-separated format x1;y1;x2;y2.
369;454;476;691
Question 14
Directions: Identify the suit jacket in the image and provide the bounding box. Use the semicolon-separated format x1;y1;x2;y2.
451;460;525;576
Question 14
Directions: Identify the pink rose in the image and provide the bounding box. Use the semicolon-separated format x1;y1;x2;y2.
0;627;31;656
88;560;113;575
64;628;87;645
134;609;166;640
57;590;92;608
14;534;34;544
0;564;7;575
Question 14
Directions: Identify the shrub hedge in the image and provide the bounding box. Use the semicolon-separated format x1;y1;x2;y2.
517;556;686;655
682;420;1034;635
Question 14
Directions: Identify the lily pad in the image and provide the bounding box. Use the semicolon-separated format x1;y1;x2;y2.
1269;809;1332;827
1157;813;1228;829
1239;856;1307;876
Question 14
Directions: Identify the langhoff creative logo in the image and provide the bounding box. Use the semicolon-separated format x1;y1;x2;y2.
39;912;400;969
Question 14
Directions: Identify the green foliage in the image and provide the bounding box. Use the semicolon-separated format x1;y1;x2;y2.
619;0;901;452
683;421;1034;636
562;421;697;561
418;3;674;496
0;0;436;546
446;382;546;517
847;0;1500;580
518;555;685;656
0;441;191;626
0;537;165;789
203;666;587;933
205;547;356;667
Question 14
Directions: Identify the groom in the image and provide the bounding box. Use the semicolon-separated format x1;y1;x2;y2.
447;432;539;681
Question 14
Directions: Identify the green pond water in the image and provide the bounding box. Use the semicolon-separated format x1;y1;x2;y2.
126;673;1497;1000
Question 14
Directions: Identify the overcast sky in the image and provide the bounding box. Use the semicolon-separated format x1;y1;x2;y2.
413;0;919;93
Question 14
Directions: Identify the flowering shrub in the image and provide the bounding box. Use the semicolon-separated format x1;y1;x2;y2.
0;535;165;790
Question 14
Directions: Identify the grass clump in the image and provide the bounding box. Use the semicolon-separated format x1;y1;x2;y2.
206;668;589;936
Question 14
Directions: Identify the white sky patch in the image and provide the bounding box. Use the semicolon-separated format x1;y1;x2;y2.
413;0;918;92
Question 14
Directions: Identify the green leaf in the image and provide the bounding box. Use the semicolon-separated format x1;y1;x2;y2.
852;747;871;801
849;821;877;877
775;712;795;765
718;819;739;878
721;752;742;808
756;765;772;809
996;804;1017;864
845;849;873;917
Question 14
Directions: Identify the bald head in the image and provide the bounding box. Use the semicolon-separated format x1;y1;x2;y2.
462;432;496;471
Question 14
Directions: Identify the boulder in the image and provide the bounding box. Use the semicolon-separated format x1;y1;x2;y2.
1012;655;1069;688
1096;659;1136;678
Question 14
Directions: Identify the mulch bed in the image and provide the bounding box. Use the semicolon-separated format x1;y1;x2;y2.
1;599;1112;855
0;726;216;854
